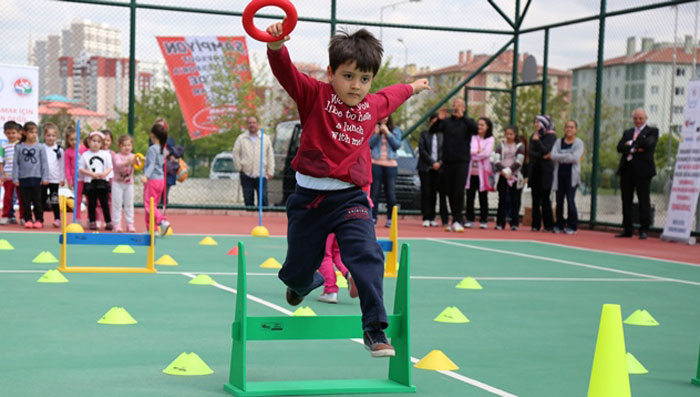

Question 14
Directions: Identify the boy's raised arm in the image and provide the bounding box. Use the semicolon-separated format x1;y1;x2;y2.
266;21;318;117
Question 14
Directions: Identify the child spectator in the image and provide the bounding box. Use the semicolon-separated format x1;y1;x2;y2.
1;121;23;224
465;117;495;229
266;22;430;357
79;131;113;230
112;135;136;233
141;123;171;236
317;233;359;304
41;122;65;227
493;125;525;230
551;120;584;234
64;126;88;222
13;122;49;228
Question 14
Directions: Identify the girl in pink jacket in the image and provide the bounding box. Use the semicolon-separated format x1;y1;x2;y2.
465;117;495;229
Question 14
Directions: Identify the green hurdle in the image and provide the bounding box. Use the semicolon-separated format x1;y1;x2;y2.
224;241;416;396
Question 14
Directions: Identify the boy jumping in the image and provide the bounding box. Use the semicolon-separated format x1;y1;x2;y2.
266;22;430;357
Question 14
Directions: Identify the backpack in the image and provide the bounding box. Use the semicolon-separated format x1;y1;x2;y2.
177;158;188;182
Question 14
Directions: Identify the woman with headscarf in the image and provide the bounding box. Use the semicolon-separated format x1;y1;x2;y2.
528;115;557;232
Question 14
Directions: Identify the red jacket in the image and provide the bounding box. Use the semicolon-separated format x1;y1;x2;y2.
268;46;412;187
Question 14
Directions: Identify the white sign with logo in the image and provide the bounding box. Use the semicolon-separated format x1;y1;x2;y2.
661;79;700;244
0;63;39;142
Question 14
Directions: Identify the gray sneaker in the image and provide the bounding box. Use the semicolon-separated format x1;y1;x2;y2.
159;220;171;237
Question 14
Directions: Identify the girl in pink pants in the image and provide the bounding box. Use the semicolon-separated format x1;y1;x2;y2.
317;233;358;304
141;123;170;236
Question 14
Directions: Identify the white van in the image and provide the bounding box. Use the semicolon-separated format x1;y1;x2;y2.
209;152;239;180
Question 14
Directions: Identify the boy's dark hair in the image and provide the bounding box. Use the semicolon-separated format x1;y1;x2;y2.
102;129;113;139
151;123;168;155
328;29;383;76
3;121;20;131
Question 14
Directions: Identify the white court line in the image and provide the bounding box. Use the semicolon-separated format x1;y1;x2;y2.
528;239;700;268
0;269;671;283
179;272;518;397
428;238;700;287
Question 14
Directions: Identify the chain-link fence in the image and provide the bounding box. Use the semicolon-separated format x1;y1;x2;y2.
2;0;700;232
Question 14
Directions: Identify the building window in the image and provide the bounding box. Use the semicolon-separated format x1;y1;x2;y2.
651;86;659;94
615;68;620;77
651;67;660;76
674;106;684;114
493;75;501;82
677;68;686;76
614;87;619;96
676;87;685;95
650;105;658;113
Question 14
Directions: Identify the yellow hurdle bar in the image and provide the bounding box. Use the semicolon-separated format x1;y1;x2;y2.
57;196;157;274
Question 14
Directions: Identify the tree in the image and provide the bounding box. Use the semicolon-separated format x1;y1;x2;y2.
491;81;570;138
654;132;679;172
40;108;75;134
570;92;624;189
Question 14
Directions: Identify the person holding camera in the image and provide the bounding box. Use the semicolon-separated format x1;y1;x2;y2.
369;115;402;227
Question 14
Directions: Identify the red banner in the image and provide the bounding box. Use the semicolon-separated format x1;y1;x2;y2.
156;36;252;140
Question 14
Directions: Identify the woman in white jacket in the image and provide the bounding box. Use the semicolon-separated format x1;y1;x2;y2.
551;120;584;234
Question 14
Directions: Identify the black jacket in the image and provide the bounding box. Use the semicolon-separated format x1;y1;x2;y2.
528;132;557;190
441;116;477;163
616;125;659;178
417;129;444;172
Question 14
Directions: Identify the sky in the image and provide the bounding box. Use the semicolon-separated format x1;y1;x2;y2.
2;0;700;77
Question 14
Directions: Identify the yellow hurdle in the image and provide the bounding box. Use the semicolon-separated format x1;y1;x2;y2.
57;196;157;273
383;206;399;278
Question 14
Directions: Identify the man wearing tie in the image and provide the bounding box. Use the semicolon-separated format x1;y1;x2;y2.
616;108;658;239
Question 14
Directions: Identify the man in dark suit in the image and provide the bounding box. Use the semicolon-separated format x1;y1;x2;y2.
616;108;658;239
417;113;445;227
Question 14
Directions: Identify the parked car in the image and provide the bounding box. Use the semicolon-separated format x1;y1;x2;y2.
269;120;420;210
209;152;239;180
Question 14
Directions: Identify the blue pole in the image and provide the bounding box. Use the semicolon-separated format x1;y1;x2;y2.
73;120;81;223
258;128;264;226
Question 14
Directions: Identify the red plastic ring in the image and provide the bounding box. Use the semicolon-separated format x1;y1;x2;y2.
242;0;298;43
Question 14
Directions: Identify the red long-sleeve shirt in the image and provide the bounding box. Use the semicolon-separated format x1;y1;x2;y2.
268;46;413;187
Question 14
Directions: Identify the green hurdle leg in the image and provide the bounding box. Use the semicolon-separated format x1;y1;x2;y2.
693;342;700;386
224;242;416;396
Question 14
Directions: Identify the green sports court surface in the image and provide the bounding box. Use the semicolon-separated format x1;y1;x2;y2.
1;232;699;396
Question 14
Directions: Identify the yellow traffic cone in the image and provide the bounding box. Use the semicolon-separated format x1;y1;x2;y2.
587;304;631;397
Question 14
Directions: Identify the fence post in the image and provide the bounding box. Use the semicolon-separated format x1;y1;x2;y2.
509;0;520;125
590;0;607;229
127;0;137;136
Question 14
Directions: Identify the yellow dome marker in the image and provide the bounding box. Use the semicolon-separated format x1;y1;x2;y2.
414;350;459;371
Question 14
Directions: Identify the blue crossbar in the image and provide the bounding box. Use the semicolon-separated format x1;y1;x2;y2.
377;239;393;252
59;233;151;246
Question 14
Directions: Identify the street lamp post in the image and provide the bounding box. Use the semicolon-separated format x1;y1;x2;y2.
397;38;408;126
397;38;408;78
379;0;421;42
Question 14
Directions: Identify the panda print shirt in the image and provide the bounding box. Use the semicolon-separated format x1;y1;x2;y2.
79;149;114;183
